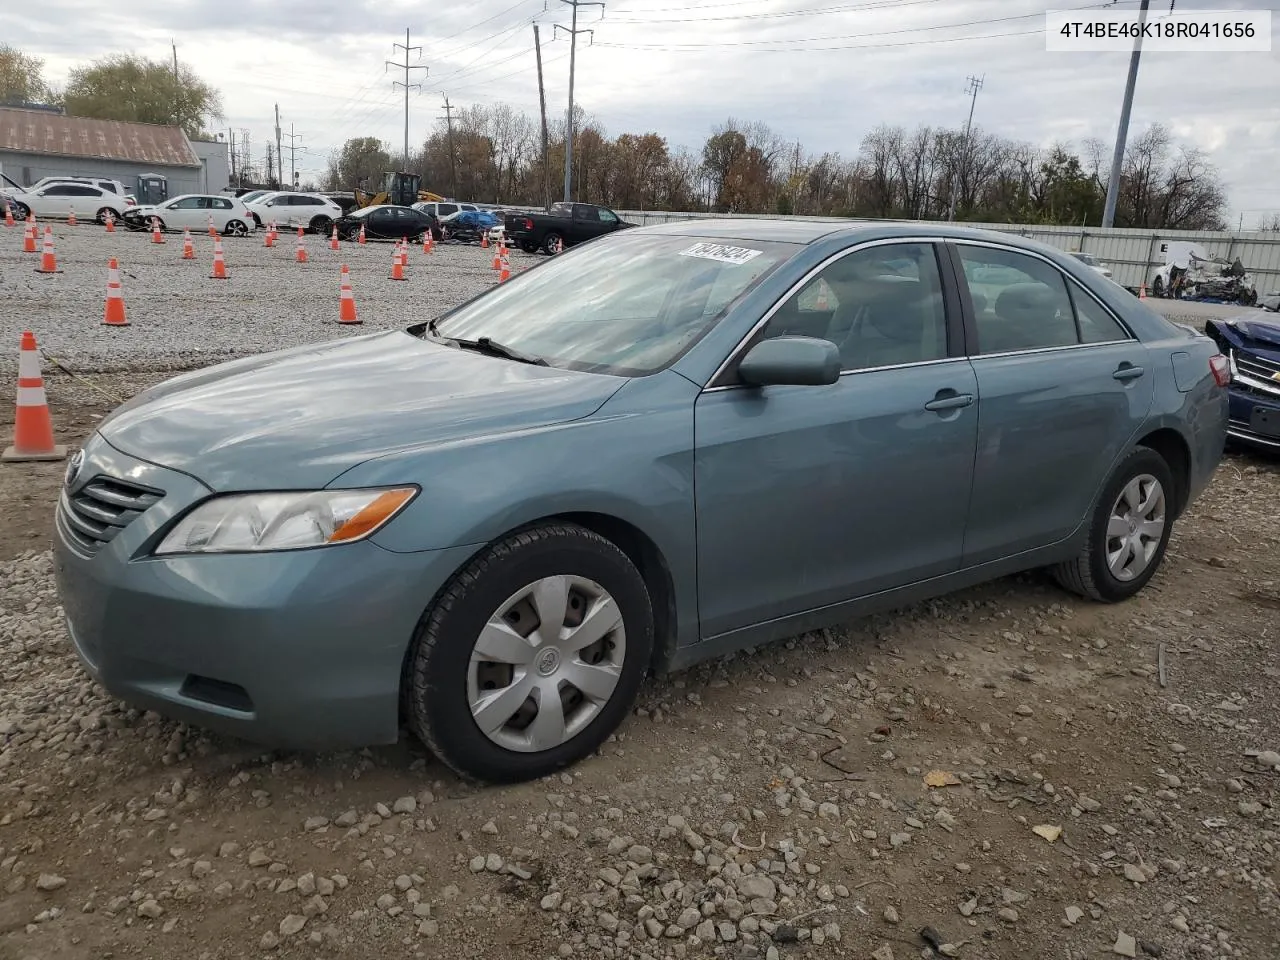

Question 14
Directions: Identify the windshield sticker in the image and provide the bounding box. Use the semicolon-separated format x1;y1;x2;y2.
678;242;763;265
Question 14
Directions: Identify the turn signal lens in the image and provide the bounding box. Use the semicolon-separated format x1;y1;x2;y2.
1209;354;1231;387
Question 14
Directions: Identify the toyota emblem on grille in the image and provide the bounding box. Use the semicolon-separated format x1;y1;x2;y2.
65;450;83;487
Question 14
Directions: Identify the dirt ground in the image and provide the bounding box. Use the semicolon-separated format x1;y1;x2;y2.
0;369;1278;960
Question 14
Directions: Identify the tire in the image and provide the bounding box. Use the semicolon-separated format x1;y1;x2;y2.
1051;446;1176;603
223;219;248;237
406;522;653;784
310;215;332;234
8;201;30;220
542;232;564;256
95;207;115;224
1151;276;1164;298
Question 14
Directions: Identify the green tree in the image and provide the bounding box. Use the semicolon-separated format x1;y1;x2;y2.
323;137;393;192
0;44;56;106
62;53;222;139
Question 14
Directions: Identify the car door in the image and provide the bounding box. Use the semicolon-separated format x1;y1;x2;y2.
32;184;76;217
693;240;979;638
164;196;204;229
365;208;395;239
947;240;1154;566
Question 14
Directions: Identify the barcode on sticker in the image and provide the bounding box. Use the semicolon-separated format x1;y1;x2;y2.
679;242;762;265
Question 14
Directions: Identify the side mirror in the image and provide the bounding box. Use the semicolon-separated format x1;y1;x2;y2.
737;336;841;387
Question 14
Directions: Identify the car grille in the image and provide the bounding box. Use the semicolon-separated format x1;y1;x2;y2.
1234;349;1280;398
58;475;164;555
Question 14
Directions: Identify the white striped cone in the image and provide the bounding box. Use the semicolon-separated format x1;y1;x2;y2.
3;330;66;461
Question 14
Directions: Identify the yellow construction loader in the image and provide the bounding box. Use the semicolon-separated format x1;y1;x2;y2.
354;171;446;208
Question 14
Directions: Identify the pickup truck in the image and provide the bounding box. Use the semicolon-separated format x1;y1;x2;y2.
504;201;633;254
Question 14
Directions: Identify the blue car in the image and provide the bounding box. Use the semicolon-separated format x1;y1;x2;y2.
1203;315;1280;452
52;219;1230;784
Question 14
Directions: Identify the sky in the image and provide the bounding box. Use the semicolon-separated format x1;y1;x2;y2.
8;0;1280;227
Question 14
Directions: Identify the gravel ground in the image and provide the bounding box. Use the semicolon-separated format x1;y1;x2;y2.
0;220;534;373
1;219;1279;960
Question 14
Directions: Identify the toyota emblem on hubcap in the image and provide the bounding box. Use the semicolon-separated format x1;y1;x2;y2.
536;647;561;676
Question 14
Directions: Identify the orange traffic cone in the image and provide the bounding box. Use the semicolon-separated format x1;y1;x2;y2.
23;219;37;253
151;218;165;243
104;212;115;233
492;244;502;270
481;232;489;249
35;226;59;273
103;257;128;326
67;207;77;227
3;203;13;227
2;331;66;463
390;242;406;281
422;232;432;255
339;264;359;324
1139;282;1147;300
264;221;275;247
295;228;307;263
211;237;228;279
358;224;367;244
499;252;510;283
330;225;339;250
182;229;196;259
207;213;216;237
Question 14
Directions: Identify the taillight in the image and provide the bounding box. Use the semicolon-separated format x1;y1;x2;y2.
1209;354;1231;387
523;218;533;230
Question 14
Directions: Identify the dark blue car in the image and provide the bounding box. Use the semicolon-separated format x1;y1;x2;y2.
1205;316;1280;452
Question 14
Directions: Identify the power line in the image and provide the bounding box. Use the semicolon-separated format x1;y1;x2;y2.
556;0;604;203
387;28;428;171
283;124;304;188
439;95;458;197
604;0;945;24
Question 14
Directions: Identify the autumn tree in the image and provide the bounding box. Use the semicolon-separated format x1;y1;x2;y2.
0;44;56;106
323;137;393;192
62;53;222;138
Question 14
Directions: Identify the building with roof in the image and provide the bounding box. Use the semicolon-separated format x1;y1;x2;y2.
0;106;231;198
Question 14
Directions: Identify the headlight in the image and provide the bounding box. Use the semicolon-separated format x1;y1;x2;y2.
154;486;418;555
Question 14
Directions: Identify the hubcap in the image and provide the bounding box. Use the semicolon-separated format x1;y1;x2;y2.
467;575;625;754
1105;473;1166;582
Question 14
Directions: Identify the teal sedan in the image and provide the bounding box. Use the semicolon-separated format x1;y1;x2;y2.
52;219;1231;784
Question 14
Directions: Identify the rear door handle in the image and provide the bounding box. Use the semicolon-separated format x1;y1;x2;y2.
1113;364;1145;381
924;393;975;412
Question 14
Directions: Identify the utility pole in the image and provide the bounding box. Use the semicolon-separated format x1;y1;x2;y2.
1102;0;1151;227
555;0;604;203
265;143;275;190
439;95;458;197
283;124;304;189
171;41;180;128
533;24;551;212
274;104;283;189
387;29;427;171
947;74;983;222
228;126;237;181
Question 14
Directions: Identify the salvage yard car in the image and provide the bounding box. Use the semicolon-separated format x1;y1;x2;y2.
504;201;633;254
1204;314;1280;451
122;194;256;236
52;219;1230;784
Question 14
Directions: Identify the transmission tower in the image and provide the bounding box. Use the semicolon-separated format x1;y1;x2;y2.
387;29;428;171
555;0;604;203
947;74;984;222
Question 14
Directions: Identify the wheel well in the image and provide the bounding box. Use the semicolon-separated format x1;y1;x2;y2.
552;512;678;677
1136;428;1191;518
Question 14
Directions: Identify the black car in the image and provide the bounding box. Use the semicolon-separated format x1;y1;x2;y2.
334;204;441;242
504;201;633;255
1203;315;1280;453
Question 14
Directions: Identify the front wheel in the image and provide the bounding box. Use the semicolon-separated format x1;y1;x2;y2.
1151;276;1164;298
95;207;116;224
310;215;332;234
223;219;248;237
406;522;654;784
1051;447;1175;603
8;201;30;220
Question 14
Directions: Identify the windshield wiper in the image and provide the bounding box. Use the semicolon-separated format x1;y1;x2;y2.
421;319;547;365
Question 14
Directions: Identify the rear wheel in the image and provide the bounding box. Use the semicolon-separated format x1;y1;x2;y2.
1051;447;1175;603
310;215;332;234
542;232;564;255
406;522;653;784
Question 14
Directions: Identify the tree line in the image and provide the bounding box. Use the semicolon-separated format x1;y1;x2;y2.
2;43;1239;230
326;103;1230;230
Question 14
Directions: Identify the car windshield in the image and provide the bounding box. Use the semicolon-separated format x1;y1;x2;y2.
428;233;796;376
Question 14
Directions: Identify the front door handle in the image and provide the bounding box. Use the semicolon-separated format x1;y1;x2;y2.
1113;363;1145;381
924;392;975;412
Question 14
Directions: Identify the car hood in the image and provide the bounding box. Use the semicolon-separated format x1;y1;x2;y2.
1208;317;1280;359
96;331;625;491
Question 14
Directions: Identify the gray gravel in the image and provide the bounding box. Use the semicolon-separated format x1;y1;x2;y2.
0;221;535;373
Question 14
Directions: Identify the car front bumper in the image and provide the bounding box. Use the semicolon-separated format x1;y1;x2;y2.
52;432;478;750
1227;388;1280;450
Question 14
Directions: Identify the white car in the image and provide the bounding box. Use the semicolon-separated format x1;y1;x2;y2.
30;175;130;200
1068;251;1113;279
6;182;130;224
124;194;257;236
244;191;344;233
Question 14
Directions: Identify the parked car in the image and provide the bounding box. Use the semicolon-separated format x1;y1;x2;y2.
415;200;481;221
51;220;1229;784
333;204;441;242
1068;251;1113;279
244;191;345;233
505;201;633;255
1203;315;1280;452
122;194;256;236
6;182;129;223
29;175;130;200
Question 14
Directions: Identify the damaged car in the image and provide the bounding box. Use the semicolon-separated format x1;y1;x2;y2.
1151;242;1257;305
1204;315;1280;452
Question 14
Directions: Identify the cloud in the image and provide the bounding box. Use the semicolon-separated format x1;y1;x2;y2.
9;0;1280;224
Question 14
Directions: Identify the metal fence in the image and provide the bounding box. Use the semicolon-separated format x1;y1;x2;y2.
613;209;1280;297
